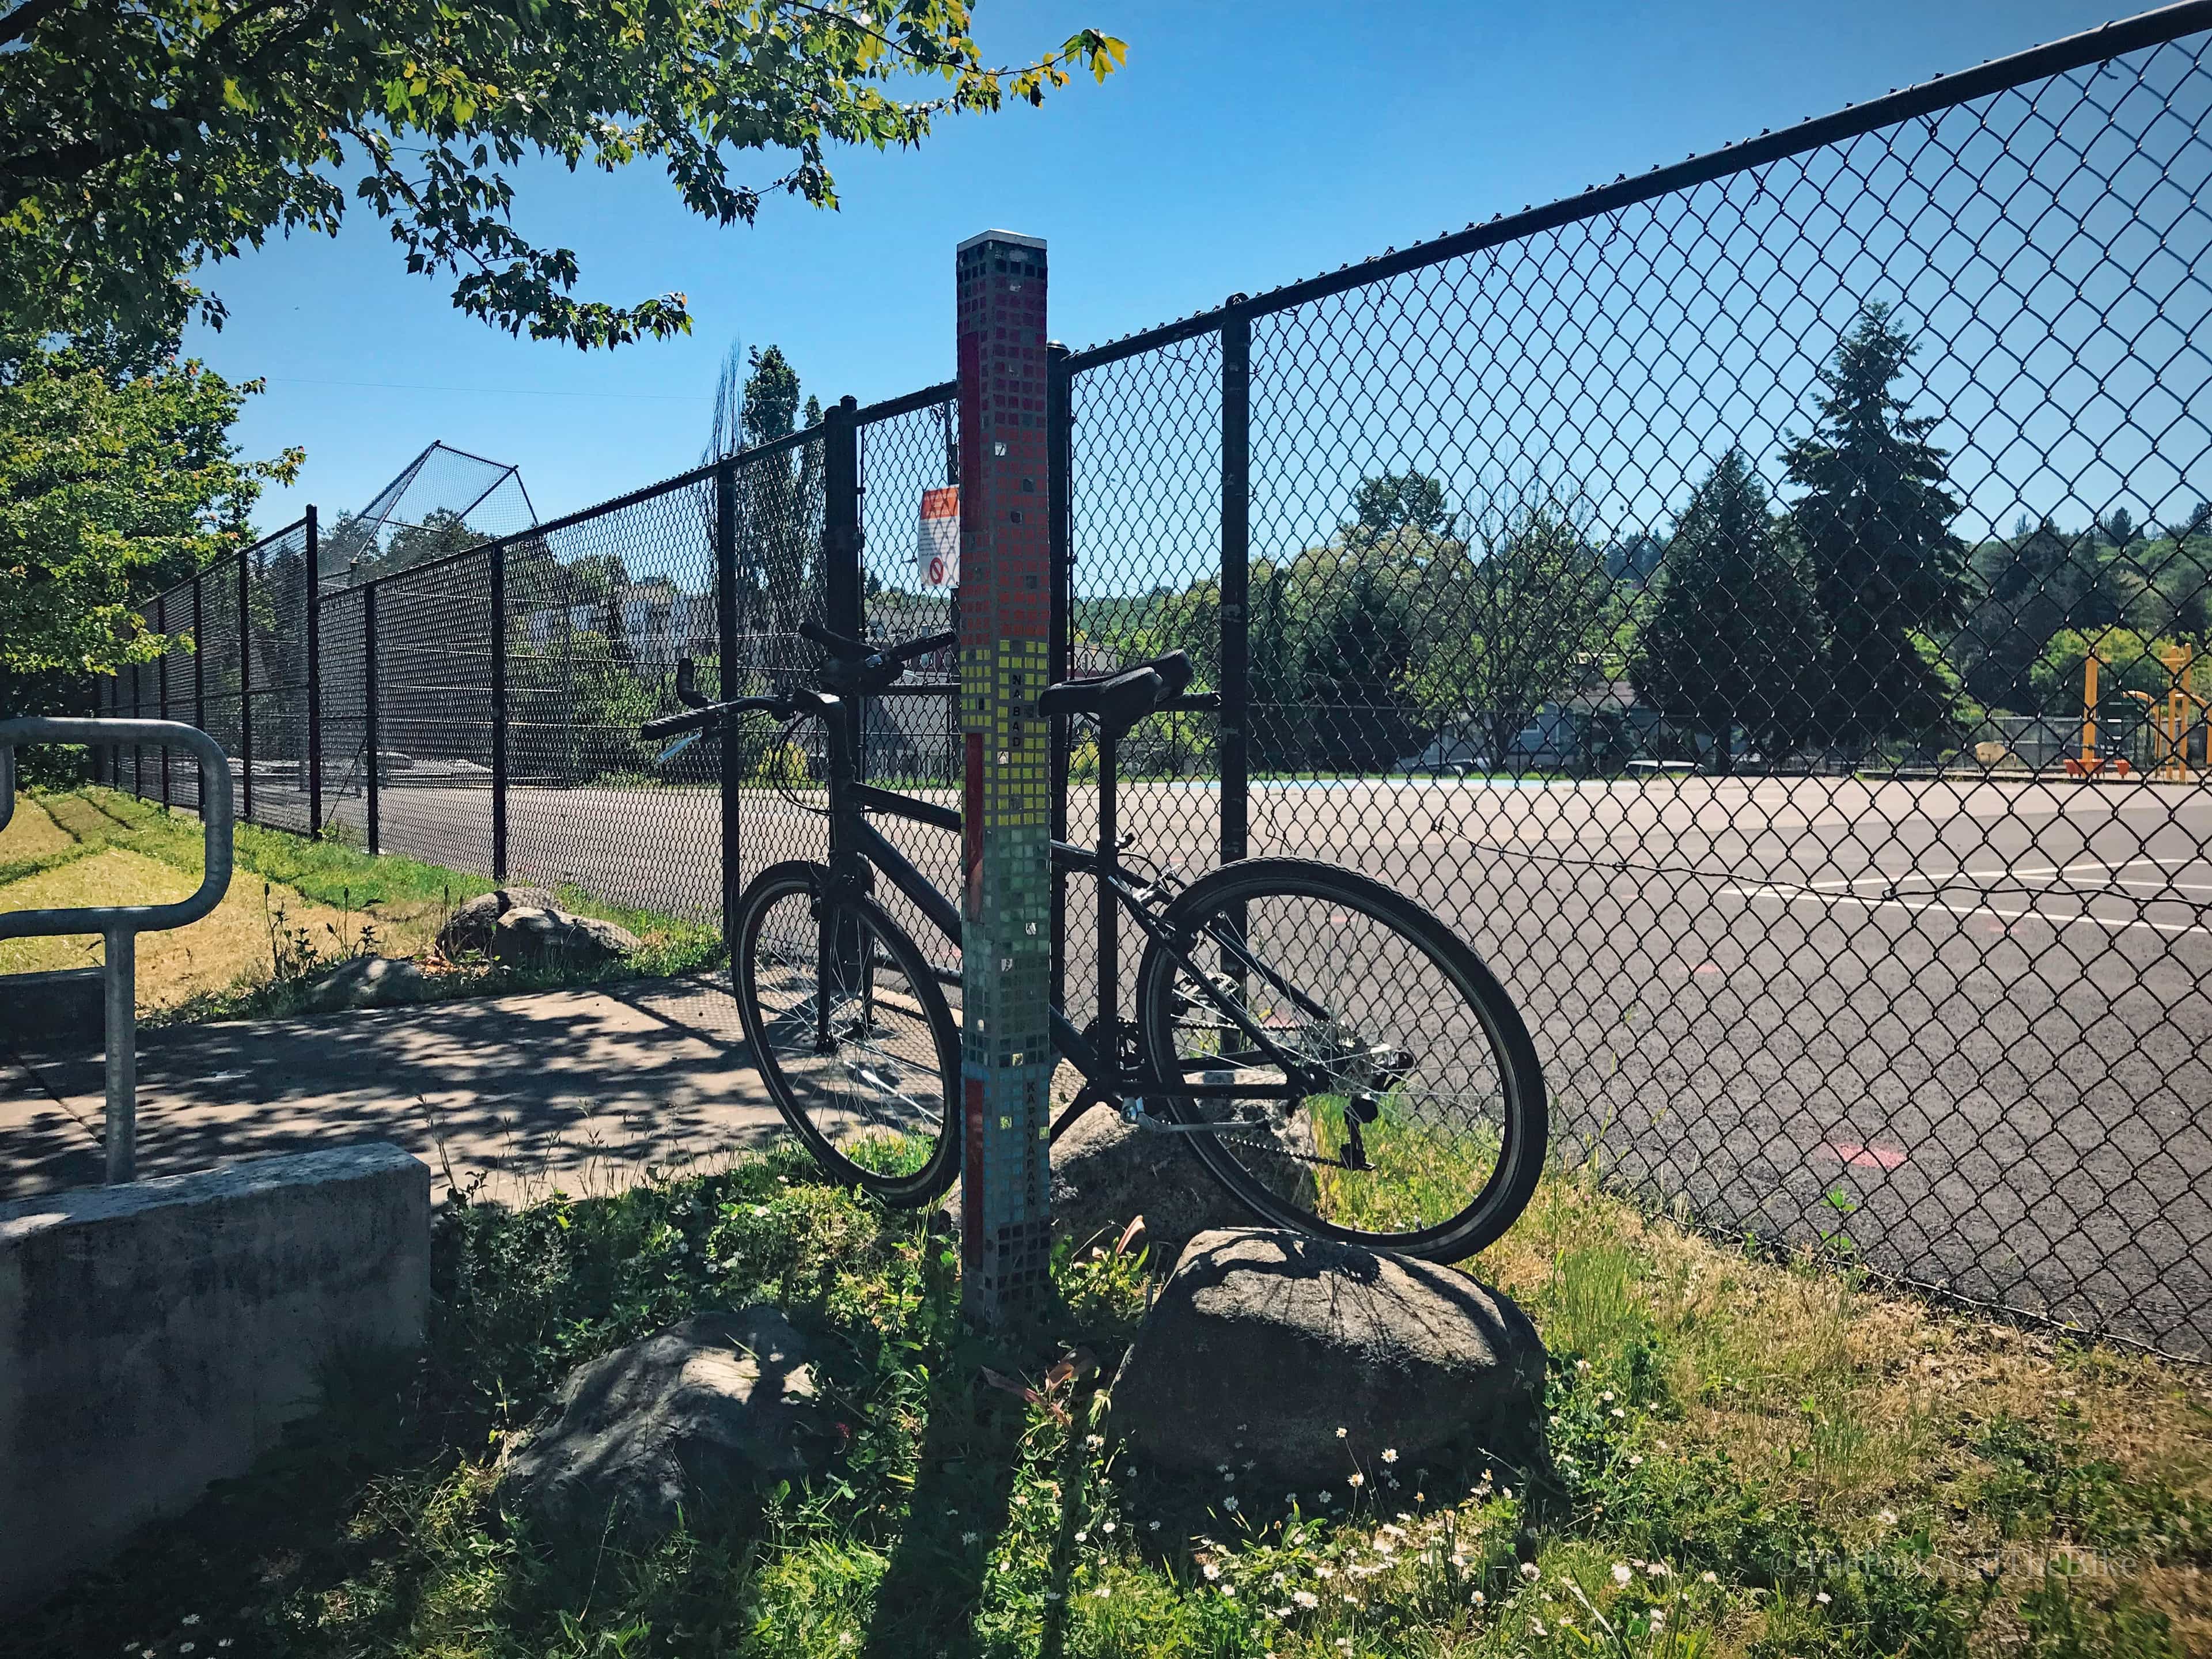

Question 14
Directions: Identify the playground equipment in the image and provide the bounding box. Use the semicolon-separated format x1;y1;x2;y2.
0;718;234;1181
2063;652;2134;778
2123;643;2208;782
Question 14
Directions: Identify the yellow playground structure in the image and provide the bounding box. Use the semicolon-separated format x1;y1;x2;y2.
2122;643;2209;781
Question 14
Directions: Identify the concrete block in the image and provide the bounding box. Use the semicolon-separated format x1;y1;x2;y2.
0;1143;430;1610
0;968;103;1053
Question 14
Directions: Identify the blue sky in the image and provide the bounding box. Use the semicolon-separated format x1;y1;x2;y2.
189;0;2139;532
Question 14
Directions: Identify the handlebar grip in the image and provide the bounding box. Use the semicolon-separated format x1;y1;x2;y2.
641;707;718;741
799;619;870;661
641;695;794;740
889;629;959;666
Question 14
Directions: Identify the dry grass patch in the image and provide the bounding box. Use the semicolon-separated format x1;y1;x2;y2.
0;793;79;863
0;847;392;1007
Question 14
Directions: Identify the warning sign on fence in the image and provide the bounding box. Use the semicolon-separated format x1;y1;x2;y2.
917;486;959;587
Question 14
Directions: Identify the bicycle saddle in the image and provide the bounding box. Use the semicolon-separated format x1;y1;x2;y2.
1037;650;1193;732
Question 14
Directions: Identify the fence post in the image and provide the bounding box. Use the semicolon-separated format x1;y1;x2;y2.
1220;303;1251;870
193;570;206;783
306;506;323;836
157;593;172;808
364;583;381;855
823;395;864;772
491;540;509;880
956;228;1055;1328
715;459;741;955
1046;343;1073;1016
237;546;254;824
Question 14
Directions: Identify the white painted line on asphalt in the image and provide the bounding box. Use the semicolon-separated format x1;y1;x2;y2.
1720;882;2211;938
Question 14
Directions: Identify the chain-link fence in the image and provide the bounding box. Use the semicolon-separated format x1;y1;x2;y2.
105;4;2212;1357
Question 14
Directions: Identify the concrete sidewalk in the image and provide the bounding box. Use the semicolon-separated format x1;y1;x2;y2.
0;976;783;1205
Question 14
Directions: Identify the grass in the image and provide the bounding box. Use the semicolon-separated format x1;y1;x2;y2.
16;1152;2209;1659
0;787;724;1021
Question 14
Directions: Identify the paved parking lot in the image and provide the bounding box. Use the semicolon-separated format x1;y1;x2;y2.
111;769;2212;1355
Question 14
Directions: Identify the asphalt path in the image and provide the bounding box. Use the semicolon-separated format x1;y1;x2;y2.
223;771;2212;1356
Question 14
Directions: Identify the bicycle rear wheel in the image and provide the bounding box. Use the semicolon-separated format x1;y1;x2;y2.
733;861;961;1206
1133;857;1546;1262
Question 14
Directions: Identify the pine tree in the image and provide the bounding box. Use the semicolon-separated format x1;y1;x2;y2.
1784;304;1971;749
1628;451;1825;769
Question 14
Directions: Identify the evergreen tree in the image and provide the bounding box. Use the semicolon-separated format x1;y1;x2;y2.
1784;304;1971;748
1628;451;1825;768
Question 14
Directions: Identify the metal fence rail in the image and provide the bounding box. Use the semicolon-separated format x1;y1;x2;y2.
108;2;2212;1357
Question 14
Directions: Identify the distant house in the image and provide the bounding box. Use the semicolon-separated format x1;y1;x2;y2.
1399;677;1668;773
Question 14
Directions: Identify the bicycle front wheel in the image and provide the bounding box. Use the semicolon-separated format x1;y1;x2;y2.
734;861;961;1206
1134;858;1546;1262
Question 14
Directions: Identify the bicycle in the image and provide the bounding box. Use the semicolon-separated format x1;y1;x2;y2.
642;622;1547;1262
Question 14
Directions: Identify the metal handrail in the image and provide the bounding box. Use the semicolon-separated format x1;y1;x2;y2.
0;718;235;1182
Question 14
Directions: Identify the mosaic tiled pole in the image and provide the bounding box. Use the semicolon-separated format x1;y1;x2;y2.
956;229;1054;1325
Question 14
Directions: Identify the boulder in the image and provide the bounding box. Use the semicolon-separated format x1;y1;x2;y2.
304;955;431;1012
502;1308;830;1546
492;906;641;971
436;887;562;959
1111;1228;1547;1485
1047;1104;1257;1260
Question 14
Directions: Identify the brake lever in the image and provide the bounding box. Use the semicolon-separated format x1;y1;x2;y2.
675;657;708;710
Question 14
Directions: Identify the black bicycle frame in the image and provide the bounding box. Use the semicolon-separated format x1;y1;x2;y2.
816;689;1308;1109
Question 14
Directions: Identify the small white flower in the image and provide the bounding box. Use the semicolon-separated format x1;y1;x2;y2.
1203;1563;1221;1580
1575;1358;1591;1374
1600;1390;1615;1403
1102;1521;1117;1533
1224;1497;1240;1512
1090;1585;1111;1598
1347;1472;1365;1488
1651;1608;1668;1627
751;1204;770;1217
1531;1618;1547;1636
1629;1454;1643;1466
1701;1570;1719;1585
1336;1641;1354;1653
1499;1485;1513;1501
1336;1426;1349;1438
1220;1585;1236;1599
1085;1434;1104;1449
1381;1448;1398;1463
1816;1591;1832;1605
1293;1589;1319;1609
961;1531;978;1544
1074;1530;1088;1543
1613;1563;1634;1586
1472;1589;1486;1606
1149;1520;1161;1532
1647;1563;1669;1578
1314;1564;1335;1580
1318;1490;1334;1505
1878;1509;1899;1526
1520;1562;1540;1581
1611;1408;1626;1419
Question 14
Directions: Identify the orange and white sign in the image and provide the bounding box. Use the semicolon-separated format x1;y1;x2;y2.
918;486;960;586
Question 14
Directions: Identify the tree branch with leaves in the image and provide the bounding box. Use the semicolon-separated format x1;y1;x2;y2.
0;0;1126;351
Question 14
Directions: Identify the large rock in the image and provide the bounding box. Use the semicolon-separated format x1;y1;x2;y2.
1111;1229;1547;1484
435;887;560;959
1047;1105;1256;1259
493;906;641;971
304;954;431;1012
502;1308;828;1546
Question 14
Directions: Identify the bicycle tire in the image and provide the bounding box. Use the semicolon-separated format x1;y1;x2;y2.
1133;857;1547;1262
733;861;961;1206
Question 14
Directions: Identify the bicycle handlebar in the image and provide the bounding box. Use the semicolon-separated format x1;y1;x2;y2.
640;694;795;741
